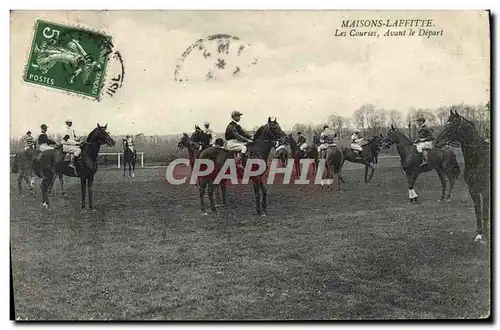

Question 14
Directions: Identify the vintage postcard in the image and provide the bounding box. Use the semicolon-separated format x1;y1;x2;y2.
10;10;491;320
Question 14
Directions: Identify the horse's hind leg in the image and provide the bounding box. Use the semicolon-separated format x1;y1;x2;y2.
220;180;228;206
436;169;447;202
199;180;208;215
123;162;126;177
252;180;262;215
207;183;217;212
260;181;267;216
214;184;222;207
468;187;483;242
17;174;23;195
40;177;51;208
58;173;65;195
132;160;136;178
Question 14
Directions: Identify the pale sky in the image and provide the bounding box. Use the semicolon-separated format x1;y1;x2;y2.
10;10;489;137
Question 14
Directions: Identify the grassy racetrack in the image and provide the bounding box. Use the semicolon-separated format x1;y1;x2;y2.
10;158;490;320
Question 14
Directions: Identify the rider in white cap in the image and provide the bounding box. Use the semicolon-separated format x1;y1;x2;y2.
350;128;364;161
61;118;81;169
203;121;215;146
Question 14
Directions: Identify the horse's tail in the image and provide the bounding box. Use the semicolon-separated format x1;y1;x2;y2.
11;154;20;174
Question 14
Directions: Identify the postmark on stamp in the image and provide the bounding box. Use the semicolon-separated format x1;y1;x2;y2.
23;19;118;100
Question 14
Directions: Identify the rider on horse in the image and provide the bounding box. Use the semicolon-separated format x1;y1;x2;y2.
414;116;434;167
123;134;137;157
297;131;307;153
23;131;35;150
350;128;365;161
317;125;337;158
37;124;57;152
203;121;215;146
61;119;81;170
225;110;253;169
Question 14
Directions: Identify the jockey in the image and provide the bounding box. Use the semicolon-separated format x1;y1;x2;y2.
414;117;434;166
37;124;57;152
203;121;215;146
297;131;307;152
61;119;81;169
350;128;364;160
23;131;35;150
225;110;253;168
317;125;336;156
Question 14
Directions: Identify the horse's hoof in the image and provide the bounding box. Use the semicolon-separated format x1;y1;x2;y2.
444;198;451;203
215;204;222;208
132;173;135;178
81;208;88;213
42;202;49;209
92;209;97;212
201;211;208;216
260;213;267;218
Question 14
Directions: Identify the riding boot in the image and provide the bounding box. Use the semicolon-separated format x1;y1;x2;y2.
239;153;248;169
69;154;76;169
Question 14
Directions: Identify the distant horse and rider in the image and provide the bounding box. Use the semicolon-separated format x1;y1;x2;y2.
341;128;384;183
435;109;490;245
122;135;137;178
381;116;461;204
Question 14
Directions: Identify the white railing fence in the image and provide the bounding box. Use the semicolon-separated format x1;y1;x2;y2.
9;152;145;168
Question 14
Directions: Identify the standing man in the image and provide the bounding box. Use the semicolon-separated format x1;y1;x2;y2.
225;110;253;169
37;124;57;151
414;116;434;167
61;119;81;169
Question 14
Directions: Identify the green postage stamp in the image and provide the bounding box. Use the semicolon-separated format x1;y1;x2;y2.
23;20;113;99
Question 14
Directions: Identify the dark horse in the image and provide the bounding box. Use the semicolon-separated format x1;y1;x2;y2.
341;135;384;183
320;143;344;190
122;139;137;178
177;126;211;168
34;124;115;209
381;124;460;203
12;148;64;196
288;133;320;178
435;110;490;244
197;117;288;216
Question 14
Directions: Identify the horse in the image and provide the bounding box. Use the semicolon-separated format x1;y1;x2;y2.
12;148;64;196
122;140;137;178
275;143;289;167
197;117;288;216
320;143;344;190
288;133;319;178
435;110;490;244
381;124;461;203
177;127;211;168
341;135;384;183
34;124;115;209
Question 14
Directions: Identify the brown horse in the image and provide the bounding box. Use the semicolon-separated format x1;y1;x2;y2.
288;133;319;178
34;124;115;209
122;139;137;178
12;148;64;196
435;110;490;244
197;117;288;216
381;124;460;203
320;144;344;190
341;135;384;183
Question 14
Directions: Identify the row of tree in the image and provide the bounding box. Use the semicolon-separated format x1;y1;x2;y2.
291;102;490;142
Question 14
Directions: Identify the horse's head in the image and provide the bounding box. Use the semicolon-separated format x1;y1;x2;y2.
257;117;288;144
435;109;477;147
87;124;115;147
178;133;190;149
381;124;399;149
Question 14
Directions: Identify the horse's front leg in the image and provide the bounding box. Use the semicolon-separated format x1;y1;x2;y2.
18;174;23;195
123;161;126;177
252;179;262;215
199;180;208;215
207;183;217;212
407;172;419;204
88;175;95;210
435;169;447;202
132;159;136;178
260;181;267;216
220;180;228;206
58;173;65;195
468;187;483;242
80;177;87;209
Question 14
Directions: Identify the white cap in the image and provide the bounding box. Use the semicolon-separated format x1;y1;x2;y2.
65;118;72;123
204;121;210;125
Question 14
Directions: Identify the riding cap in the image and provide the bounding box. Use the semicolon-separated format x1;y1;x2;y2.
416;117;426;123
297;131;303;135
231;110;243;118
65;118;72;123
354;128;360;133
323;125;329;129
26;131;32;135
204;121;210;126
41;124;48;129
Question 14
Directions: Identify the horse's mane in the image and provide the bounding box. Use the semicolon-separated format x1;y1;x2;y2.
253;125;265;140
86;127;98;142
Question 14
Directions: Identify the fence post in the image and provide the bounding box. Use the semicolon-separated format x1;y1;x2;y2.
117;153;120;168
141;153;144;168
